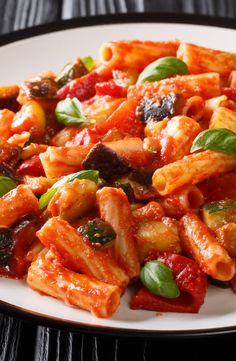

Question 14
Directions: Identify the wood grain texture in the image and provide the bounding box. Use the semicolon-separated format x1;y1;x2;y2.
1;1;236;360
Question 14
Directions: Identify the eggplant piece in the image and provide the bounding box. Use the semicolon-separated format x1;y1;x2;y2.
56;59;88;88
0;228;14;267
82;142;131;180
136;93;184;123
0;85;20;112
0;163;22;184
78;218;116;245
128;167;153;186
22;78;58;99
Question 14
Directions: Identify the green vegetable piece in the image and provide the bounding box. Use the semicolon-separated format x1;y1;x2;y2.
51;170;99;189
78;218;116;245
55;97;95;126
140;260;180;298
203;199;236;214
56;60;88;88
82;56;94;71
39;188;58;209
0;176;17;197
137;56;189;84
39;170;99;209
191;128;236;154
202;199;236;231
114;182;135;203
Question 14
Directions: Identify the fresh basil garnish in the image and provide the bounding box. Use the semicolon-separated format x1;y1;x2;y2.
0;176;17;198
39;170;99;209
140;260;180;298
191;128;236;154
55;97;95;126
137;56;189;84
82;56;94;71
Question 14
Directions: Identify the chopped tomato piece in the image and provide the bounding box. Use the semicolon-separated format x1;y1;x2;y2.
221;87;236;101
94;99;145;138
131;252;208;313
57;72;100;101
17;155;45;177
95;82;127;97
66;127;101;146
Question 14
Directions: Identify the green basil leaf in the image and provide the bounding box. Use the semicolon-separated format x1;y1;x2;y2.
82;56;94;71
137;56;189;84
51;170;99;189
191;128;236;154
55;97;95;126
39;170;99;209
39;188;58;209
140;260;180;299
0;176;17;198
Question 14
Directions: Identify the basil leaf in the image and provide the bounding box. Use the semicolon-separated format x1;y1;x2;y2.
39;188;58;209
0;176;17;197
51;170;99;189
191;128;236;154
39;170;99;209
55;97;95;126
137;56;189;84
82;56;94;71
140;260;180;299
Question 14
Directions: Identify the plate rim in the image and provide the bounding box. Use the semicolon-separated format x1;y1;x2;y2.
1;12;236;337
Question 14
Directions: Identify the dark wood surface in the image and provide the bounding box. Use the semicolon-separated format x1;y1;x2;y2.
1;1;236;360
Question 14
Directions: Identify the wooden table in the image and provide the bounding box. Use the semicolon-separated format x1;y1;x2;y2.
1;1;236;360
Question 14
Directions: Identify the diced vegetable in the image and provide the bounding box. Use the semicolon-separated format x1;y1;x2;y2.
39;169;99;209
81;56;94;71
202;199;236;230
78;218;116;245
136;93;184;123
82;142;131;180
0;227;14;268
56;59;88;88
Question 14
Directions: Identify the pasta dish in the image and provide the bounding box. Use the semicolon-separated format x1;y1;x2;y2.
1;39;236;318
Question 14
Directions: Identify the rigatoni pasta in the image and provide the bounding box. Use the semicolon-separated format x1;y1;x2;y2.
1;38;236;318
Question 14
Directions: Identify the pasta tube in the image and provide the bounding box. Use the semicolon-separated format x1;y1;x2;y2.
0;185;39;226
36;217;129;289
177;43;236;80
152;150;236;196
179;213;235;281
97;187;140;280
128;73;221;101
27;252;122;318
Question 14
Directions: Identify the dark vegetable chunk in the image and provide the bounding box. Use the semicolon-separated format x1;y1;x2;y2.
56;59;88;88
136;93;184;123
22;78;58;99
114;182;135;203
82;142;131;180
78;218;116;245
128;167;153;186
0;85;20;112
0;228;14;267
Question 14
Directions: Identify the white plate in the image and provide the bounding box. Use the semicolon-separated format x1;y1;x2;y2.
1;14;236;336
